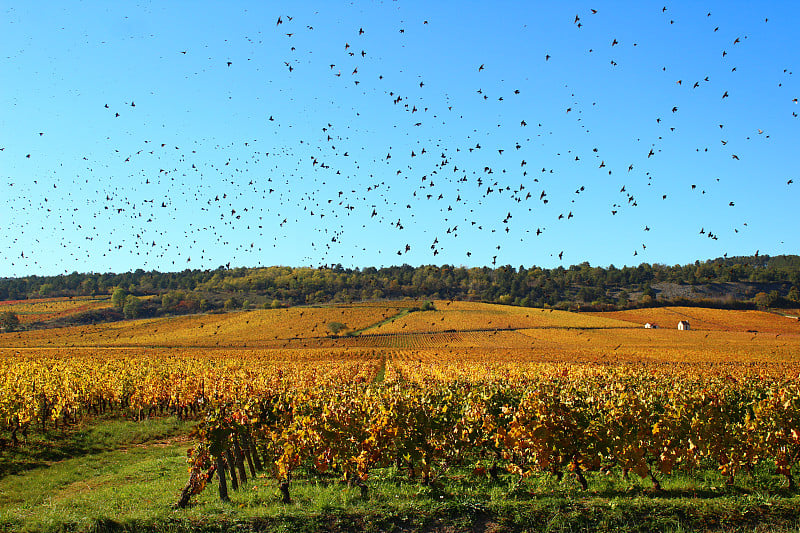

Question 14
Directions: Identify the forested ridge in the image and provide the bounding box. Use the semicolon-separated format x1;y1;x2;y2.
2;255;799;317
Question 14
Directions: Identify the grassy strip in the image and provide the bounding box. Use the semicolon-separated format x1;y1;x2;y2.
5;480;800;532
0;442;187;532
351;309;411;335
372;356;387;383
0;416;190;479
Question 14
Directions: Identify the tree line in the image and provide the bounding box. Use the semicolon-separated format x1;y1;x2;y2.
1;255;799;315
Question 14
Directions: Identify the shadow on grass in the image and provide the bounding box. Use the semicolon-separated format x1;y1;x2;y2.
80;499;800;533
0;415;189;480
0;431;104;478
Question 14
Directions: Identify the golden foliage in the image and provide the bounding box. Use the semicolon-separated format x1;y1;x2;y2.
0;297;113;324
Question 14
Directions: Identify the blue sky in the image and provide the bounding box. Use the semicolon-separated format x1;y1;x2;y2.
1;1;797;276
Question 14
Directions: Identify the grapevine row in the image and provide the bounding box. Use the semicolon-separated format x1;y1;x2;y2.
178;364;800;505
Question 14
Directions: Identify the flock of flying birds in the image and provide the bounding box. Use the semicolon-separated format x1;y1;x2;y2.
2;4;797;276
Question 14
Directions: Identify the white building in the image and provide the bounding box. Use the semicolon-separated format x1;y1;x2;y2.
677;320;690;330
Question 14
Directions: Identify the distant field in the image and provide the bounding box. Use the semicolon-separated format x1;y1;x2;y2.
587;306;800;334
0;302;409;348
367;301;632;334
0;296;112;324
2;299;798;362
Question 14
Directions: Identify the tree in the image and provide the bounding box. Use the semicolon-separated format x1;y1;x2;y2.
123;295;143;319
421;301;436;311
112;287;128;310
753;291;779;308
0;311;20;332
789;286;800;303
617;289;630;306
38;283;55;297
161;290;184;311
80;278;98;296
497;294;513;305
577;287;595;302
327;322;347;335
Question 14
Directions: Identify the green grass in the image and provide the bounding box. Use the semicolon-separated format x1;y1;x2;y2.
0;416;188;479
352;309;411;335
372;356;388;383
0;416;191;532
2;418;800;532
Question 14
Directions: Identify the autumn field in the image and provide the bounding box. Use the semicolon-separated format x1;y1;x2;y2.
2;300;800;532
587;306;800;335
0;296;113;324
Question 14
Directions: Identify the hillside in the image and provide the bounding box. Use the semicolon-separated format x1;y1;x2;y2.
3;301;798;363
0;256;799;327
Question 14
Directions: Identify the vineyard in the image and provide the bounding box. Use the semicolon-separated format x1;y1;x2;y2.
0;296;113;324
1;300;800;530
587;306;800;335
